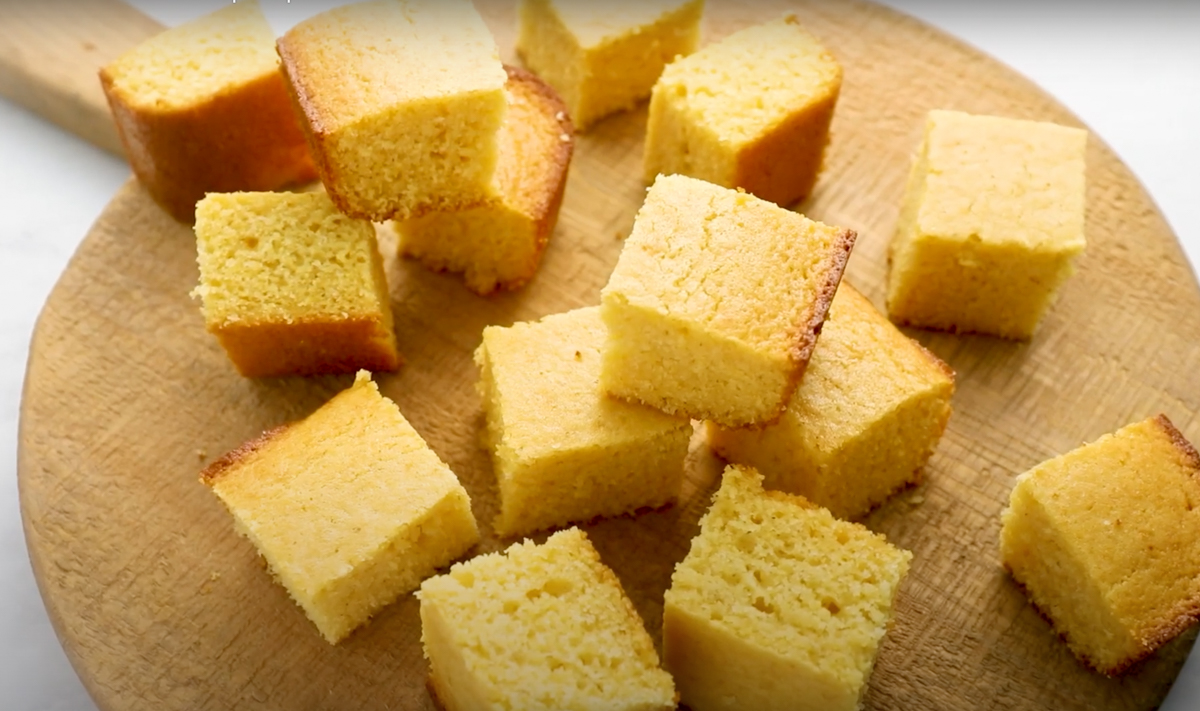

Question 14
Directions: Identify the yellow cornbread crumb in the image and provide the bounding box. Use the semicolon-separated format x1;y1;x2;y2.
476;307;691;538
1000;415;1200;675
887;109;1088;339
708;282;954;520
644;14;841;206
201;372;480;644
600;174;855;428
517;0;704;131
665;465;912;710
418;528;676;711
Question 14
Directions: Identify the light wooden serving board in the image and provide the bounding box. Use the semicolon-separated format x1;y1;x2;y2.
13;1;1200;709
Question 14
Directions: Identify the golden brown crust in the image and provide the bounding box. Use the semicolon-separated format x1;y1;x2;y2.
1152;414;1200;473
199;424;291;487
210;316;402;378
275;35;346;215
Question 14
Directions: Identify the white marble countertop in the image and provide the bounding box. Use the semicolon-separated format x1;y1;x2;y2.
1;2;1197;709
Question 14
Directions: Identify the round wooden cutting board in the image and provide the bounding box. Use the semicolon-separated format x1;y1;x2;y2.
18;1;1200;709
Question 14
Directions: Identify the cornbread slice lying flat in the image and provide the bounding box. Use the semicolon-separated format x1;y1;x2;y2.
99;0;315;222
887;109;1088;339
600;174;855;427
665;465;911;711
394;65;575;295
1000;415;1200;674
193;191;399;377
418;528;676;711
202;372;480;644
477;307;691;538
277;0;508;221
516;0;704;131
644;14;841;206
708;282;954;520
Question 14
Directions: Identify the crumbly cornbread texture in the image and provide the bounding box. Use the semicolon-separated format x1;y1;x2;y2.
643;14;841;206
664;465;912;711
417;528;676;711
99;0;315;222
201;371;480;644
600;174;855;428
476;307;691;538
277;0;508;221
192;191;399;378
708;282;954;520
887;109;1088;339
1000;415;1200;675
394;66;574;295
517;0;703;131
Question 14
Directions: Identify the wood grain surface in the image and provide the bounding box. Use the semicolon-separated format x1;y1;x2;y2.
16;0;1200;709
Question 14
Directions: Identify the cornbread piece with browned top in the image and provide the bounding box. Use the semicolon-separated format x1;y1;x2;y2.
394;66;574;295
887;109;1088;339
516;0;704;131
708;282;954;520
664;465;912;711
192;191;399;377
201;372;480;644
476;307;690;538
277;0;508;221
644;14;842;206
418;528;676;711
99;0;315;222
1000;415;1200;674
600;174;855;428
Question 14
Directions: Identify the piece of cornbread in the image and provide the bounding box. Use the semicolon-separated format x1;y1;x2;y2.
600;174;855;428
476;307;691;538
418;528;676;711
664;465;912;711
99;0;315;222
517;0;704;131
193;191;399;378
201;371;480;644
394;66;574;295
708;282;954;520
277;0;508;221
887;109;1088;339
1000;415;1200;675
643;14;841;206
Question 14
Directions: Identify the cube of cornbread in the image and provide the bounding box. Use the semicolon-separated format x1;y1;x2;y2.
418;528;676;711
193;191;399;378
201;371;480;643
517;0;703;131
476;307;691;538
887;109;1088;339
1000;415;1200;674
708;282;954;520
643;14;842;206
600;174;856;428
664;465;912;711
277;0;508;221
394;66;575;295
98;0;316;222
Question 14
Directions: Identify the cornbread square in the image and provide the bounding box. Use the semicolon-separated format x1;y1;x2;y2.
418;528;676;711
517;0;703;131
193;191;399;378
708;283;954;520
99;0;315;222
665;465;912;711
1000;415;1200;675
201;371;480;644
887;109;1088;339
277;0;508;221
600;174;855;428
476;307;691;538
644;14;842;206
395;66;575;295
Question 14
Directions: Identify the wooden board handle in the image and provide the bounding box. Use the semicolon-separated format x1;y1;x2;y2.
0;0;164;157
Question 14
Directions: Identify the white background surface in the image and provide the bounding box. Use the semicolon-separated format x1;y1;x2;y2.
1;2;1198;709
